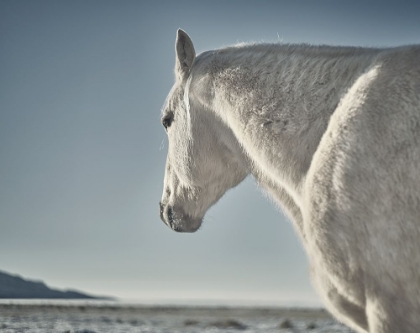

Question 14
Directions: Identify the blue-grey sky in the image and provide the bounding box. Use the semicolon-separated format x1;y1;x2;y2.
1;0;419;305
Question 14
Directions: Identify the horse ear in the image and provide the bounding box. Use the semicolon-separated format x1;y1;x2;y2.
175;29;196;81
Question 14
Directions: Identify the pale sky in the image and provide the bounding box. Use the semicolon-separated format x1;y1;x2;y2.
1;0;419;305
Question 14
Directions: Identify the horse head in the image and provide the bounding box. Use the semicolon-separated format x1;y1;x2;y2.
159;30;248;232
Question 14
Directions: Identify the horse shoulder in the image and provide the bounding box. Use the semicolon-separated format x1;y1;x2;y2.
303;47;420;330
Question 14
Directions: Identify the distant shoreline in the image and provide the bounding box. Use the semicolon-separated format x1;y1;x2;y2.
0;301;331;319
0;300;328;316
0;298;324;309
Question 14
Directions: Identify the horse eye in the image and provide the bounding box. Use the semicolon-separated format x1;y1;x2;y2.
161;113;174;131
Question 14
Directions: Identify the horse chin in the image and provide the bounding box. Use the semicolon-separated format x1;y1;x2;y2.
172;221;201;233
171;215;202;233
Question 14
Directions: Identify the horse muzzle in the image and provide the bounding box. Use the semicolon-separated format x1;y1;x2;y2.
159;202;202;233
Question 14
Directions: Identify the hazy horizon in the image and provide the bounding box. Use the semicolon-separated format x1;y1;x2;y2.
1;0;420;306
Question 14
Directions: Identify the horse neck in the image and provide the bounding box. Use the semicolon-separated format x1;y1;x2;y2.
201;44;380;219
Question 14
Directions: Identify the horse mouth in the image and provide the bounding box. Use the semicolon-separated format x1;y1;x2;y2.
159;202;202;233
172;224;200;233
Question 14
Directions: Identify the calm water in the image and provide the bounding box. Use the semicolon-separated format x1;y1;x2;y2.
0;300;354;333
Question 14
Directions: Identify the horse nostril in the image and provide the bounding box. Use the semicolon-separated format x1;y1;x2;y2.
159;202;174;229
159;202;165;221
167;206;174;225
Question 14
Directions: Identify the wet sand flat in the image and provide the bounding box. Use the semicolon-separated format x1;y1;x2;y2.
0;303;354;333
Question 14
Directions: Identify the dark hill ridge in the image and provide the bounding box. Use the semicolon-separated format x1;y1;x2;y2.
0;270;113;299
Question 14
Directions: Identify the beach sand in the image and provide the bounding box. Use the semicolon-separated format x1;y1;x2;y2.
0;303;355;332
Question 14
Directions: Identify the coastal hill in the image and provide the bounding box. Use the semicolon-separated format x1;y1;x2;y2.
0;270;112;299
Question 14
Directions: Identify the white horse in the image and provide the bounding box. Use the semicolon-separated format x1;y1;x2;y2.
159;29;420;333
